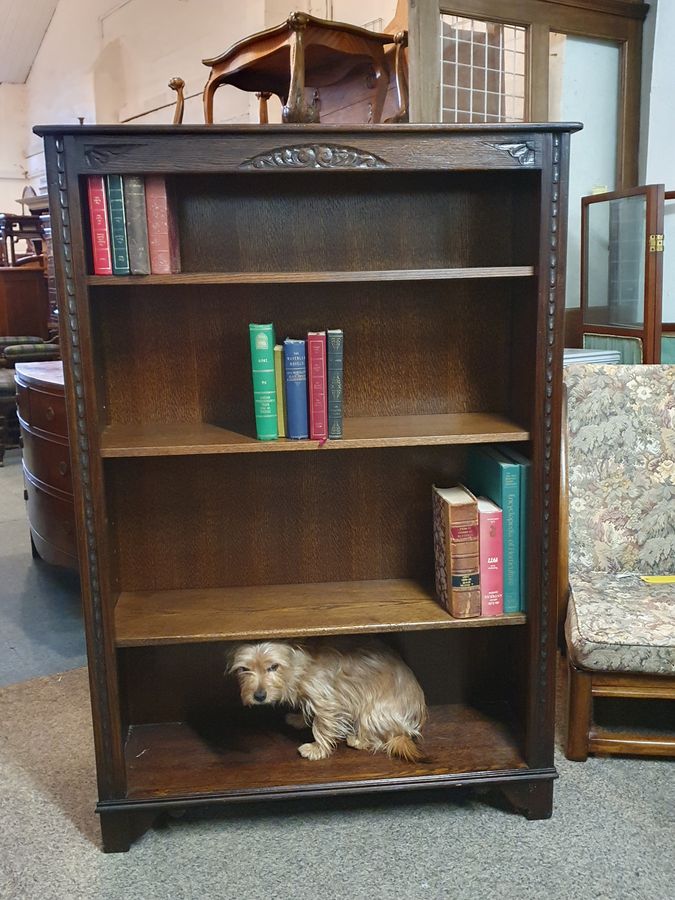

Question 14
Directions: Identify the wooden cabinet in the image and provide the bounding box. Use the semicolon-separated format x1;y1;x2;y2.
15;361;77;569
36;122;579;851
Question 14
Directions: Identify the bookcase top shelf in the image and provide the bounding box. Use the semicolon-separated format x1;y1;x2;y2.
87;266;534;287
114;578;526;647
100;414;530;458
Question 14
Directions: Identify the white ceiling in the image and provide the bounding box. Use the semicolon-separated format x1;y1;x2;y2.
0;0;58;83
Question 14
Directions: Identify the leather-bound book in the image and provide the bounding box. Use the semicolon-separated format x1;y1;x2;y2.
105;174;130;275
145;175;181;274
283;338;309;439
433;484;481;618
123;175;150;275
327;329;344;439
307;331;328;441
87;176;112;275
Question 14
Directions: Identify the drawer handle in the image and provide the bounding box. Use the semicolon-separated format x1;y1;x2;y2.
45;406;55;421
59;461;69;476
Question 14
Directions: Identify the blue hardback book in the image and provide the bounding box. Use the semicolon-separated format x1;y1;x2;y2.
498;445;531;612
283;338;309;439
467;447;521;613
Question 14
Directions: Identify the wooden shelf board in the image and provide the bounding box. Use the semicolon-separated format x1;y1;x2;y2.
87;266;534;287
100;414;530;458
114;579;526;647
124;703;527;800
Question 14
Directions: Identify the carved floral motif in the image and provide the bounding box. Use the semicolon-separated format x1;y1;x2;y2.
241;143;388;170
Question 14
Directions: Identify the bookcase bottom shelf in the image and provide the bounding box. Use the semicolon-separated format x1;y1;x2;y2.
124;703;527;802
114;579;526;646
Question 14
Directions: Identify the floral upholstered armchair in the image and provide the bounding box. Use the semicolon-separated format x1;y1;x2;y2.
561;365;675;759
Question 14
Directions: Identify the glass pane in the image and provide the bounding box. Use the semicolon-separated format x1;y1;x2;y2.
440;16;527;123
661;334;675;363
550;34;620;311
663;199;675;323
585;195;647;328
583;334;643;364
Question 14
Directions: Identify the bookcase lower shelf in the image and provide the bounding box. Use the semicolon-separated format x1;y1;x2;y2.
121;703;534;803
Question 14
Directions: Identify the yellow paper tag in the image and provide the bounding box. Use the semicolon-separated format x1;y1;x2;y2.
640;575;675;584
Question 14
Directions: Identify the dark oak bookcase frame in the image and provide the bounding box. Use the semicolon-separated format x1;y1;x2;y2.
36;123;579;851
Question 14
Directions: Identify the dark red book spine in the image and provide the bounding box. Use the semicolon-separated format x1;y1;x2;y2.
87;176;112;275
145;175;181;274
307;331;328;440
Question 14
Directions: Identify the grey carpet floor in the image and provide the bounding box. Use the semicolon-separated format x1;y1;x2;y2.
0;667;673;900
0;449;86;686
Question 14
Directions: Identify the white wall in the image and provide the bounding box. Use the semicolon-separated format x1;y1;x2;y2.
0;83;28;211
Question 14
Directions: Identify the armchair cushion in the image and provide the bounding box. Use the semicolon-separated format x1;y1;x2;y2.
0;368;16;399
3;343;60;363
566;570;675;675
0;335;43;350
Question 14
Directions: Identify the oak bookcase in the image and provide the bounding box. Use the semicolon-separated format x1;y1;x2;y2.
36;123;579;851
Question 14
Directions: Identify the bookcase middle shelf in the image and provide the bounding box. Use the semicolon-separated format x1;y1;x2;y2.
100;413;529;458
114;579;527;647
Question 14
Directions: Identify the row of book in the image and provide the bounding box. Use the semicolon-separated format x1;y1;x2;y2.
433;445;530;618
87;175;180;276
249;324;344;441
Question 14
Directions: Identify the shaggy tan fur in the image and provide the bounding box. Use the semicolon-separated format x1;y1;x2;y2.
228;639;427;762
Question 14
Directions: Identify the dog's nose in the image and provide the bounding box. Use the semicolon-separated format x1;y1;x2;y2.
253;690;267;703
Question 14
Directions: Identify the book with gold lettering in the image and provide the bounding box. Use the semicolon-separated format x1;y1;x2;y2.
432;484;481;618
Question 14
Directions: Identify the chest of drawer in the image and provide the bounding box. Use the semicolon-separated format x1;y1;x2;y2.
20;426;73;495
28;387;68;437
24;469;77;558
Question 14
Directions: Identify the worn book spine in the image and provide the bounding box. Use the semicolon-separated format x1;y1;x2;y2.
105;174;130;275
327;329;344;439
274;344;286;438
307;331;328;441
249;324;278;441
87;176;112;275
433;485;481;618
283;338;309;439
123;175;150;275
477;498;504;616
145;175;181;274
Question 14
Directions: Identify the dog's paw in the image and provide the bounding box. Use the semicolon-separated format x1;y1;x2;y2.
285;712;306;730
346;734;368;750
298;742;330;760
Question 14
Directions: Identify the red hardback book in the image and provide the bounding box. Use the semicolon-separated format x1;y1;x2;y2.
87;176;112;275
145;175;181;274
307;331;328;440
477;496;504;616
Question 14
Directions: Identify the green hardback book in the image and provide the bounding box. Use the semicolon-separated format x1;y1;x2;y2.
467;446;521;613
498;445;531;612
105;174;130;275
249;324;278;441
274;344;287;438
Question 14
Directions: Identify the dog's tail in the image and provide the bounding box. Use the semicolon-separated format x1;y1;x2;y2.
383;733;423;763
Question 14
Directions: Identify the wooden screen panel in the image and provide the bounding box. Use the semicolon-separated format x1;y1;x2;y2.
106;445;470;592
176;170;539;272
92;280;517;429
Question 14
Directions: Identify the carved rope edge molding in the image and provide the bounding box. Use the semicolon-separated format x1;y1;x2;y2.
539;133;562;727
241;143;390;170
55;137;116;793
84;143;142;167
483;141;537;166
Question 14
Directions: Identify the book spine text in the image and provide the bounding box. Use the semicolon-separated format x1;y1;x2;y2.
327;329;344;439
283;339;309;439
123;175;151;275
478;506;504;616
307;331;328;441
106;174;130;275
249;324;278;441
433;489;481;618
87;176;112;276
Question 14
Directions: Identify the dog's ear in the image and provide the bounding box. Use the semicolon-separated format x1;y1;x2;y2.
224;643;241;675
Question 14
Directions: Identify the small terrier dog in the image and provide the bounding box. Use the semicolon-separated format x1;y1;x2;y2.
228;638;427;762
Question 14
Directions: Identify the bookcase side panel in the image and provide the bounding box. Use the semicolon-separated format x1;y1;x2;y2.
45;135;126;800
524;133;569;772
